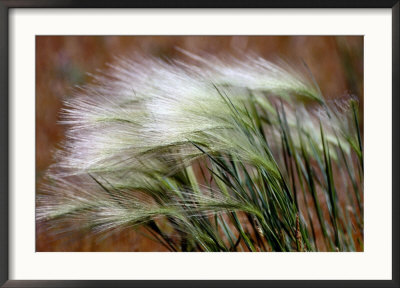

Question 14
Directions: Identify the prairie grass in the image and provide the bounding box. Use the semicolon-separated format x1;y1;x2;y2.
37;52;363;252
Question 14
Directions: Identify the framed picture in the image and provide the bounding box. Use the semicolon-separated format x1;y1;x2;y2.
1;1;398;287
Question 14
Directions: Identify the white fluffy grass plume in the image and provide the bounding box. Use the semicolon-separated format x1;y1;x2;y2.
37;51;363;252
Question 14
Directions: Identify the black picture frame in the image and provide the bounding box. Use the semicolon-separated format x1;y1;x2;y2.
0;1;399;288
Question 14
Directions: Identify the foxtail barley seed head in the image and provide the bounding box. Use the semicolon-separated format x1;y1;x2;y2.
37;51;362;252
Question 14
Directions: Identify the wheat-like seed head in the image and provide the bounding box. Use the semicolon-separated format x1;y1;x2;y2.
38;52;359;247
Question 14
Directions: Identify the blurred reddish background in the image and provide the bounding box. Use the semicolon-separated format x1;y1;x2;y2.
36;36;363;251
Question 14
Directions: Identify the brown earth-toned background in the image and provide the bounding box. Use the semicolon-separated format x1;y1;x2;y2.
36;36;363;251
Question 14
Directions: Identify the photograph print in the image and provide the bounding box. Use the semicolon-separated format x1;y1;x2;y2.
36;36;364;252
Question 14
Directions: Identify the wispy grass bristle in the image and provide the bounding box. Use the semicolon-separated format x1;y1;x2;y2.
37;51;363;252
